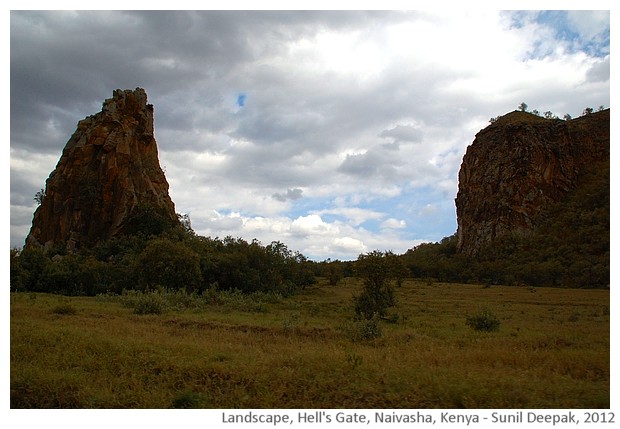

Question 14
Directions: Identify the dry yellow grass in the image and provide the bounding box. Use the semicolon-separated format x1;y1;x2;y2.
10;280;609;408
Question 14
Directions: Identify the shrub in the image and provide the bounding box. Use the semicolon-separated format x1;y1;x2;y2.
201;285;284;312
353;250;397;320
171;391;202;408
345;351;363;370
162;288;205;311
217;289;268;313
466;310;500;332
342;314;382;342
136;238;202;292
50;303;77;315
133;291;167;315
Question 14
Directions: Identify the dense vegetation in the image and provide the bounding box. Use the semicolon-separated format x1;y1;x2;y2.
11;217;315;297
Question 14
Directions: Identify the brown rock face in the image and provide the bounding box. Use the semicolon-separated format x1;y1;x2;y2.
455;109;609;255
26;88;178;250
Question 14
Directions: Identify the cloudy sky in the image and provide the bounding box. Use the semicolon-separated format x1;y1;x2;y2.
9;8;610;260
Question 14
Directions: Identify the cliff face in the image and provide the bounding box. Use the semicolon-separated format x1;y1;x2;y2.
455;109;609;256
26;88;178;251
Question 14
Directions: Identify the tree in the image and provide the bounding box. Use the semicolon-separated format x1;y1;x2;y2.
386;251;408;287
583;107;594;116
11;246;48;292
325;259;344;285
124;203;179;238
34;188;45;205
563;113;572;121
177;213;194;236
518;102;528;112
136;238;202;292
353;250;396;320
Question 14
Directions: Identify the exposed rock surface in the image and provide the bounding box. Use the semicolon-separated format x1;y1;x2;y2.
26;88;178;250
455;109;609;255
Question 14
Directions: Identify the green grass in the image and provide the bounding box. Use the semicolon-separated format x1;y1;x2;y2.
10;280;610;408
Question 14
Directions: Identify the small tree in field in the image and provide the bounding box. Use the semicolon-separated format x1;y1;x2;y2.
353;250;396;320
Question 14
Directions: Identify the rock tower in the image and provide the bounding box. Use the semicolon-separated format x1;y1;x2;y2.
26;88;178;251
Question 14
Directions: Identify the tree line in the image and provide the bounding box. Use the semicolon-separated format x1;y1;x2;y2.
11;213;315;297
489;102;606;123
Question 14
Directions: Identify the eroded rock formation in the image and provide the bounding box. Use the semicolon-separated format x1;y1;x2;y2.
455;109;609;255
26;88;178;251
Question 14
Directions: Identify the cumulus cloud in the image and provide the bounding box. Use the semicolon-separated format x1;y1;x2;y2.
291;214;335;237
332;237;367;255
10;10;610;259
202;210;244;231
380;218;407;230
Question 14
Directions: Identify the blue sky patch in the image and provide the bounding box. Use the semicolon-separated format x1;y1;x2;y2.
536;11;610;57
507;11;610;59
236;93;247;108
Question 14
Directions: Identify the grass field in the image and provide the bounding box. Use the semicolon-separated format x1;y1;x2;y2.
10;279;610;409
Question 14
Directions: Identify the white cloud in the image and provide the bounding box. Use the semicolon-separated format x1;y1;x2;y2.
419;204;439;217
314;207;385;226
381;218;407;230
566;11;610;41
379;124;423;143
291;214;335;237
332;236;367;255
201;210;244;232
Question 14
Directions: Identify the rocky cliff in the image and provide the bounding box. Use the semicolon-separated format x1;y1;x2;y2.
455;109;609;255
26;88;178;251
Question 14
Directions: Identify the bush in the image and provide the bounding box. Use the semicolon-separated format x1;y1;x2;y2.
132;291;168;315
466;310;501;332
342;314;382;342
353;251;397;320
136;238;202;292
217;289;269;313
171;391;202;408
50;303;77;315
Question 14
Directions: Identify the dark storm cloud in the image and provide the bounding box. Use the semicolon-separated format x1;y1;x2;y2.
272;188;304;202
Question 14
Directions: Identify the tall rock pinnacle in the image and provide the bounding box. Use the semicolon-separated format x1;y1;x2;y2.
26;88;178;251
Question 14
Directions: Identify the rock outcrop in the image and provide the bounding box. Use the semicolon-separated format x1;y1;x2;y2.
455;109;609;255
26;88;178;251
